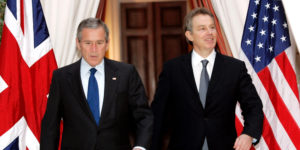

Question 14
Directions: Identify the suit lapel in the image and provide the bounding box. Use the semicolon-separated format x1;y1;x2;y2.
182;52;204;111
99;58;119;127
67;59;96;124
206;52;224;102
182;51;225;111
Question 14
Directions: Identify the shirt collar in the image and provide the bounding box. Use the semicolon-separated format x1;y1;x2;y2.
192;49;216;66
80;58;105;75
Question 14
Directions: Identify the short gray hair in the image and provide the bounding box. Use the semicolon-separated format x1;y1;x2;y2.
184;8;214;45
76;18;109;42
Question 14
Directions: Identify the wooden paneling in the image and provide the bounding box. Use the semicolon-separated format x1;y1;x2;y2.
121;3;155;100
121;1;187;102
127;36;149;91
126;8;148;29
161;7;182;27
161;35;185;61
154;2;187;78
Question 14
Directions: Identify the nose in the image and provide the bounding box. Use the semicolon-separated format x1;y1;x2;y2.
91;43;97;51
208;29;213;34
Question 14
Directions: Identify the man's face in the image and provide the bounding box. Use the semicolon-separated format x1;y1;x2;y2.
76;27;109;67
185;14;217;52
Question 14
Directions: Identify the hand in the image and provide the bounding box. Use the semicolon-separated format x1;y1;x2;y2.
233;134;253;150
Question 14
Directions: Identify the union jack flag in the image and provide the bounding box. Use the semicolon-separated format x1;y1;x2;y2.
238;0;300;149
0;0;57;149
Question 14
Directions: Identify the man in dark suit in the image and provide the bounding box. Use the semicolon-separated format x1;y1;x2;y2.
41;18;153;150
151;8;263;150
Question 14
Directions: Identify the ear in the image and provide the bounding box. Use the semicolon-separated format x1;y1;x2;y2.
185;31;193;42
76;38;81;50
105;38;110;52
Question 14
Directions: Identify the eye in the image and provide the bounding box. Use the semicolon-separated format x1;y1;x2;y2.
97;41;105;45
84;41;91;45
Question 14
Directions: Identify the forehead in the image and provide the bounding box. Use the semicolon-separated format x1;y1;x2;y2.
192;14;215;26
80;27;106;40
81;26;105;34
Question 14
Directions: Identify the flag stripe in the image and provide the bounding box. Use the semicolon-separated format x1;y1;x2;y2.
261;115;280;150
235;116;243;136
235;103;244;135
24;125;40;150
285;43;297;72
275;51;300;100
235;103;274;150
258;68;300;149
269;55;300;125
4;6;22;47
254;138;269;150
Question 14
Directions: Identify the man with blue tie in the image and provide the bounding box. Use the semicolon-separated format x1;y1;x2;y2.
151;8;263;150
41;18;153;150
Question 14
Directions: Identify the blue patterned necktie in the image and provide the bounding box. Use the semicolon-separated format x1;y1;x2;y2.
87;68;100;125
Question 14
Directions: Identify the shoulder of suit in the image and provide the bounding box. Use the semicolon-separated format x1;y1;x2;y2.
163;53;190;67
217;52;244;65
104;58;134;70
53;59;80;73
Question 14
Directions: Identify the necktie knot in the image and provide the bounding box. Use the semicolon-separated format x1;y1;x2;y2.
90;68;97;76
201;59;209;68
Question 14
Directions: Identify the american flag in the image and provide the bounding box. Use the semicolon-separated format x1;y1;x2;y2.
239;0;300;149
0;0;57;149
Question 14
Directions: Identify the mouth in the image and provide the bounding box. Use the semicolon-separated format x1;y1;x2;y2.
89;55;99;59
205;37;215;41
205;38;215;43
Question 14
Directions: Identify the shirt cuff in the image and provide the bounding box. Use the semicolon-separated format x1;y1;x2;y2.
252;138;257;144
133;146;146;150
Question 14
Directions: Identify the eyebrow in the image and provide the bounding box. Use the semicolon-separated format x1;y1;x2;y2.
82;40;106;42
196;24;215;28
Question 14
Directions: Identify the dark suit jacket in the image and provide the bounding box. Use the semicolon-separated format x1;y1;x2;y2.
41;58;153;150
151;52;263;150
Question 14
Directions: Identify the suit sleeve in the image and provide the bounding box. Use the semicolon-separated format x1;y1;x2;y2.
128;66;154;149
40;70;62;150
150;63;171;150
237;62;264;142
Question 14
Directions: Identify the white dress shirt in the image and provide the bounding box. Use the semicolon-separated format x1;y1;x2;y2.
192;49;216;91
80;58;105;116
